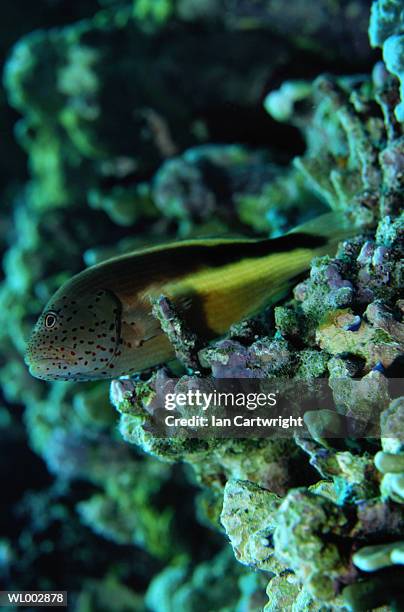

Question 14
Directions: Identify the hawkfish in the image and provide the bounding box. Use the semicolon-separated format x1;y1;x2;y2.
25;212;356;381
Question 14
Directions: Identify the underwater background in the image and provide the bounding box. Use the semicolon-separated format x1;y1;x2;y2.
0;1;403;610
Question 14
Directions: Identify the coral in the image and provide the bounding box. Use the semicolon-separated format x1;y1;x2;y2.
297;437;380;503
316;309;404;370
179;0;373;64
266;71;404;220
383;34;404;121
152;145;278;235
353;541;404;571
151;296;203;371
74;576;146;612
145;548;266;612
273;489;350;601
264;574;349;612
220;479;282;573
317;307;403;371
292;214;403;361
264;574;302;612
23;380;180;560
369;0;404;121
263;81;313;124
109;177;403;611
378;396;404;502
114;372;300;494
345;396;404;611
3;8;295;213
235;166;326;236
88;183;157;227
369;0;404;45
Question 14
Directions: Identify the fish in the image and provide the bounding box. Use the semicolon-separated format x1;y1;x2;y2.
25;211;357;381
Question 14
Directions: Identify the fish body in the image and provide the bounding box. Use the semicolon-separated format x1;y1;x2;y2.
25;212;355;381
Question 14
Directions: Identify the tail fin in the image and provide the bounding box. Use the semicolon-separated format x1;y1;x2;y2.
289;211;361;244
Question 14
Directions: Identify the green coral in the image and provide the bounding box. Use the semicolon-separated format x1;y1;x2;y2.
145;548;264;612
264;574;302;612
317;308;403;371
220;479;282;573
266;70;403;220
117;381;298;494
75;575;146;612
273;489;349;601
76;456;177;559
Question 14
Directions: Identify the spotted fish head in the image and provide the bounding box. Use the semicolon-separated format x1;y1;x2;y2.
25;288;122;381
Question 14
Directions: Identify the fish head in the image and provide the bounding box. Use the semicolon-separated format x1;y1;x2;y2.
25;287;122;381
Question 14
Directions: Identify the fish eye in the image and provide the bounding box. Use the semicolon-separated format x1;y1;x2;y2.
44;311;58;329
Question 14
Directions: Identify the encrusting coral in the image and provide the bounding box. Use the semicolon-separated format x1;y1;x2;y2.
108;3;403;606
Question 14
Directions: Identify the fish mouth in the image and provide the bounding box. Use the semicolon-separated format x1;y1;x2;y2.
27;356;76;380
24;342;77;365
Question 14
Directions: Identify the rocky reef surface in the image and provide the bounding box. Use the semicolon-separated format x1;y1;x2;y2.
0;1;403;610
